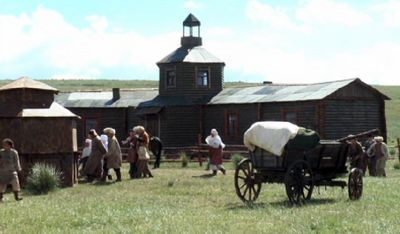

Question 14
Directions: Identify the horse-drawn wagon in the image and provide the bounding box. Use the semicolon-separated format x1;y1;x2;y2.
235;121;364;204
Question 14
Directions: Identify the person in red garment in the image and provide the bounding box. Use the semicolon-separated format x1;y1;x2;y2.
205;129;226;176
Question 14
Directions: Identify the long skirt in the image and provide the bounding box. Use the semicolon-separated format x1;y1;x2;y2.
137;159;152;178
376;157;387;177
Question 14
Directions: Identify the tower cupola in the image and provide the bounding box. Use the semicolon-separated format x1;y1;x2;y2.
181;13;202;48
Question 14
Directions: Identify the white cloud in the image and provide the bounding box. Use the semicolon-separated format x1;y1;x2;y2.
184;0;204;10
0;6;179;79
296;0;372;27
246;0;308;31
370;0;400;27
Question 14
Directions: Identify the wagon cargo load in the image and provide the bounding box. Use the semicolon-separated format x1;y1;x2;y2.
243;121;320;156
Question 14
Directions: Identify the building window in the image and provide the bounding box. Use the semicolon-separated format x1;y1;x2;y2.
226;113;239;136
84;118;98;135
166;70;176;88
283;111;298;124
197;70;209;87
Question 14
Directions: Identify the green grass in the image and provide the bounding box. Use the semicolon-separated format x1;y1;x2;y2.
1;161;400;233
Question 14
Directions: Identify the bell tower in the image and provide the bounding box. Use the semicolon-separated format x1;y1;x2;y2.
157;14;225;100
181;13;202;48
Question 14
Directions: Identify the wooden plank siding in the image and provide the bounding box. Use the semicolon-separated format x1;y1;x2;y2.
67;108;128;147
159;106;201;147
322;99;384;140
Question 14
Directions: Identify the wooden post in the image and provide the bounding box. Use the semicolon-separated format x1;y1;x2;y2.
397;138;400;164
198;134;203;167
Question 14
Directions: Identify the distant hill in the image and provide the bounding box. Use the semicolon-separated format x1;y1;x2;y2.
0;79;398;143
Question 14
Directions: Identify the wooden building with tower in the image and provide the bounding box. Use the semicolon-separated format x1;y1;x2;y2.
56;14;390;148
0;77;80;186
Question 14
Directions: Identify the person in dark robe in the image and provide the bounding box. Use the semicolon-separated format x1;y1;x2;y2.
150;136;163;169
363;135;376;176
84;130;107;182
123;129;139;179
348;136;364;172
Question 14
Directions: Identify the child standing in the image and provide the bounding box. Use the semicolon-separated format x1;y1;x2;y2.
0;138;23;202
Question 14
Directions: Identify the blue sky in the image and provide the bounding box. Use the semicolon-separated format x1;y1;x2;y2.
0;0;399;84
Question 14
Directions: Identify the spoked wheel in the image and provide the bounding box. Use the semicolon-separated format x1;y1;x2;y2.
348;168;363;200
234;158;262;204
284;160;314;205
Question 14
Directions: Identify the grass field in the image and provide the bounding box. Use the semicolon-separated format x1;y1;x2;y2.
1;161;400;233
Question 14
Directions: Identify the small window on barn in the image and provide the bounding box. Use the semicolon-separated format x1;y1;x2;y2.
166;70;176;88
226;113;239;136
283;111;298;124
197;70;209;87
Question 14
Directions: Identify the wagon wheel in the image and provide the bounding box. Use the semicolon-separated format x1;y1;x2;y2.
284;160;314;205
348;168;363;200
234;158;262;204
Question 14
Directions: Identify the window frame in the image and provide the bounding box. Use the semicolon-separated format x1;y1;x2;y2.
165;68;177;88
281;109;299;124
225;112;240;137
195;67;211;88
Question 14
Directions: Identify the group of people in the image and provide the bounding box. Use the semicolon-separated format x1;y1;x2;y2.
80;125;154;183
348;135;389;177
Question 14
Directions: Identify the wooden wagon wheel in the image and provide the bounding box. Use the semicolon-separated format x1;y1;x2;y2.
348;168;363;200
234;158;262;204
284;160;314;205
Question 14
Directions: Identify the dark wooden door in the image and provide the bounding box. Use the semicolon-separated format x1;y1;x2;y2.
145;114;159;137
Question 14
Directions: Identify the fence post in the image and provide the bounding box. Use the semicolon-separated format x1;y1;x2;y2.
397;138;400;164
198;134;203;167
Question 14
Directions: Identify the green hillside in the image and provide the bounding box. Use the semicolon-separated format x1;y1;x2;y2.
0;79;397;142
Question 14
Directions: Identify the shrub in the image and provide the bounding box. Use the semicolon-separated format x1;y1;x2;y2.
26;163;62;195
389;148;397;157
180;152;189;168
231;154;244;169
394;162;400;170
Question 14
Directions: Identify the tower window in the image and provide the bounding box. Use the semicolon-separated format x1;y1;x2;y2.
197;70;209;87
166;70;176;88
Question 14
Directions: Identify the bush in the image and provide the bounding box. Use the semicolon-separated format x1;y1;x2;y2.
394;162;400;170
26;163;62;195
180;152;189;168
389;148;397;157
231;154;244;169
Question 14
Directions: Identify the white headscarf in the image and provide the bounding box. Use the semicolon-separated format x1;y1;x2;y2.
82;139;92;158
100;134;109;152
205;129;225;149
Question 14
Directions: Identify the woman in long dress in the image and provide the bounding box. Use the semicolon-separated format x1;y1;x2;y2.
205;129;226;176
84;130;107;182
103;128;123;182
122;129;139;179
367;136;389;177
135;126;153;178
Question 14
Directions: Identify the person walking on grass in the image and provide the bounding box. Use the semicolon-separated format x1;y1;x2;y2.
79;138;92;176
122;129;139;179
0;138;23;202
135;126;153;178
367;136;389;177
100;134;113;181
363;135;376;176
84;130;107;183
102;128;123;182
347;136;364;173
205;129;226;176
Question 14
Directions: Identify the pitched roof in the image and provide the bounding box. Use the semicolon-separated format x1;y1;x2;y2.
18;102;78;118
55;89;158;108
183;13;201;26
157;46;224;64
208;78;390;105
0;77;58;92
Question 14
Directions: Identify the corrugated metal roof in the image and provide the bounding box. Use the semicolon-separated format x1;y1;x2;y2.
55;89;158;108
157;46;224;64
138;95;198;107
208;78;380;104
18;102;78;118
0;77;58;92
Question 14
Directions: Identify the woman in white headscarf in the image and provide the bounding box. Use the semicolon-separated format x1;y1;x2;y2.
205;129;226;175
79;138;92;175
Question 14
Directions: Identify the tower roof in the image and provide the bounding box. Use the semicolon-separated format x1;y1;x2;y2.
157;46;224;64
183;13;201;27
0;76;58;92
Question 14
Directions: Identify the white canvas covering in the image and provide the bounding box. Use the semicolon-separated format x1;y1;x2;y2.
243;121;299;156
